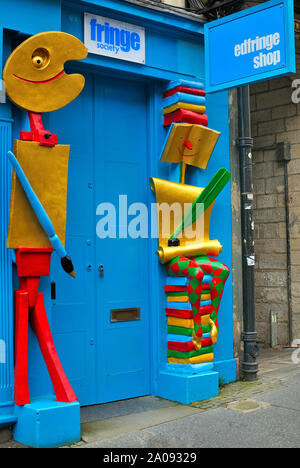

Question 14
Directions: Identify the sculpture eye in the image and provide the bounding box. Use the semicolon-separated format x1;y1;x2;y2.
31;48;50;69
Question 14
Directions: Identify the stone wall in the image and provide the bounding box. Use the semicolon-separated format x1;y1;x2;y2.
250;70;300;346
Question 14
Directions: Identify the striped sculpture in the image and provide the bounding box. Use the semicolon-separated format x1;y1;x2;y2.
165;255;230;365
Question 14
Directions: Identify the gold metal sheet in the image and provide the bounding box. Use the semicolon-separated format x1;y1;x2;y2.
3;31;87;113
7;140;69;249
150;177;222;263
161;124;220;170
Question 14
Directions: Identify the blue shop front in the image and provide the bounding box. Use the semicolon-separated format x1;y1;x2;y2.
0;0;236;447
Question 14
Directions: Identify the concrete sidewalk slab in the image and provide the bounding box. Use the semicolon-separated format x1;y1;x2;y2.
82;404;300;448
81;396;178;423
78;349;300;448
82;405;203;443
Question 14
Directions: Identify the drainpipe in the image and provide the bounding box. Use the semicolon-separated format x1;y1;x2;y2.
237;85;258;381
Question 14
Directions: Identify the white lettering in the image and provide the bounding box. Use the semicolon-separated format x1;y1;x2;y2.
233;32;281;70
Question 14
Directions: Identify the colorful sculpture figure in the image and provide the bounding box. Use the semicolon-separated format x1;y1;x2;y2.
3;32;87;405
151;82;231;365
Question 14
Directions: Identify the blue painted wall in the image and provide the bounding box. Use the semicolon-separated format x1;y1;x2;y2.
0;0;233;419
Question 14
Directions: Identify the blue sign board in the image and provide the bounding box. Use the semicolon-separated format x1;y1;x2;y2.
205;0;295;93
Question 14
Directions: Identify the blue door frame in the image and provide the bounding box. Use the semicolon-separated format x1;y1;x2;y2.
0;0;235;425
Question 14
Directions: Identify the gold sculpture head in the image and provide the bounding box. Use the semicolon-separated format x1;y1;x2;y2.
3;31;88;113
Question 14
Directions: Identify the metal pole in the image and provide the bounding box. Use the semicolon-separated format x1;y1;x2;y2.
237;85;258;381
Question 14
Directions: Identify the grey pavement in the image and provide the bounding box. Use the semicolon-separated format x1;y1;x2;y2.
1;348;299;448
77;348;300;448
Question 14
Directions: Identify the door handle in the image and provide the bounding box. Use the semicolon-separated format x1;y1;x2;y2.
98;265;104;277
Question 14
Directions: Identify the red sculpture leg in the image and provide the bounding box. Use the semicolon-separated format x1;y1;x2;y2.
29;293;77;403
14;290;30;405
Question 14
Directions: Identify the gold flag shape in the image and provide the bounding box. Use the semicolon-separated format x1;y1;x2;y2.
7;140;69;249
160;124;220;170
150;177;222;264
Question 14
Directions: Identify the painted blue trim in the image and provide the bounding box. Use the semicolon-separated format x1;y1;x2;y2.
0;117;14;409
213;358;237;384
165;277;189;286
0;414;17;428
13;396;80;448
62;0;204;35
205;0;296;93
148;81;165;397
168;334;192;342
62;3;206;84
157;368;219;404
162;93;206;109
165;362;213;374
167;333;211;342
80;56;202;83
165;79;205;91
167;302;192;310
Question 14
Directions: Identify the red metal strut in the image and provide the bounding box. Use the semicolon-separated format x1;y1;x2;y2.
20;112;58;147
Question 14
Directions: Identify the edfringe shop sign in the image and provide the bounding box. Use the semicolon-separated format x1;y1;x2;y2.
84;12;145;64
204;0;295;93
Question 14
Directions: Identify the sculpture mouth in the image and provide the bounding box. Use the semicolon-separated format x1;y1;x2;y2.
183;153;199;158
13;70;65;84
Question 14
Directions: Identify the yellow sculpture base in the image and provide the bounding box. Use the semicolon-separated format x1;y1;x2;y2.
168;353;214;364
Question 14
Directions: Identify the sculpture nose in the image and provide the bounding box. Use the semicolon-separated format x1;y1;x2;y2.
183;140;193;150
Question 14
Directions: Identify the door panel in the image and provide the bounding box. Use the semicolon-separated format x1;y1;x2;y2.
94;76;150;403
48;74;97;405
48;72;151;405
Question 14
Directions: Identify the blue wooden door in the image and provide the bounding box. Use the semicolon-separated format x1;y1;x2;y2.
48;72;151;405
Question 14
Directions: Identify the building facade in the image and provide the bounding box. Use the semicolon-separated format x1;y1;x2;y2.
251;22;300;347
0;0;236;446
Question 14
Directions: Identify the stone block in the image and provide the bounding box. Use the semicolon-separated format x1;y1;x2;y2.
285;116;300;131
258;253;287;270
254;270;287;287
265;176;285;194
256;194;278;209
277;130;300;145
254;223;279;239
254;134;276;149
256;88;292;110
258;119;285;136
253;178;265;194
250;81;269;94
288;159;300;174
255;286;288;304
251;109;272;124
254;208;285;223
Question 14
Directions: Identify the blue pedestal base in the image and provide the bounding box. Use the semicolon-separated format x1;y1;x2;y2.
157;366;219;404
13;396;80;448
213;358;237;384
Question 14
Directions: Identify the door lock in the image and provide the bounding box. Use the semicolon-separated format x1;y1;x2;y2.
99;265;104;277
